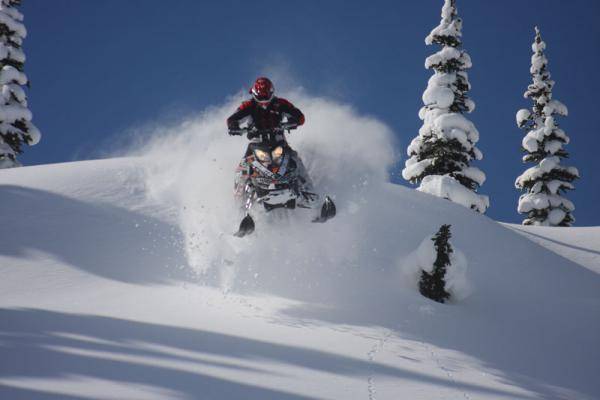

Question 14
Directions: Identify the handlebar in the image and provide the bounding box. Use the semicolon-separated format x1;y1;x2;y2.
229;123;298;137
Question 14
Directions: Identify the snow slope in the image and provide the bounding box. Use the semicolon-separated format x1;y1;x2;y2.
506;224;600;274
1;95;599;399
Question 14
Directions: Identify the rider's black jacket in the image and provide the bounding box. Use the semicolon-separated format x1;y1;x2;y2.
227;97;305;132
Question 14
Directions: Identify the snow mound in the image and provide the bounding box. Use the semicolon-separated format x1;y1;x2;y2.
399;229;471;301
0;92;599;400
418;174;489;213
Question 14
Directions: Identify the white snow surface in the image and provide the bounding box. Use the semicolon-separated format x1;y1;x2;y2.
424;47;471;70
506;224;600;274
1;95;599;400
433;112;479;143
455;166;486;186
516;156;577;187
418;174;489;214
543;99;568;117
422;83;454;109
0;65;27;86
401;157;432;182
0;7;26;38
516;108;531;127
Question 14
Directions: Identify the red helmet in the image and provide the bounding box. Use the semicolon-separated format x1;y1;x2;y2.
250;77;274;103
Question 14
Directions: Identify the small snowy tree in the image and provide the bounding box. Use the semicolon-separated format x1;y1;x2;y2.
402;0;488;213
0;0;40;169
515;27;578;226
400;224;470;302
419;224;452;303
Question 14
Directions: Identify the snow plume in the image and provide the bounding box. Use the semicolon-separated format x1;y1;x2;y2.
132;90;397;289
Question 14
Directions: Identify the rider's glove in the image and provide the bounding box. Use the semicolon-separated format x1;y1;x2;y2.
280;122;298;131
228;129;242;136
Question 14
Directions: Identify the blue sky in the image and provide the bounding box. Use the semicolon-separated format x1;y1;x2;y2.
18;0;600;225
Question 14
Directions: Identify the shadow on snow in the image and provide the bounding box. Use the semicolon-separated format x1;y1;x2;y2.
0;308;538;400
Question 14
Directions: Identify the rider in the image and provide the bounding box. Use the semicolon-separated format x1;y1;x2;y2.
227;77;304;146
227;77;315;204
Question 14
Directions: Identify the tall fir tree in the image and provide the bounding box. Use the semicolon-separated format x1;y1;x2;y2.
0;0;40;169
515;27;578;226
419;224;452;304
402;0;488;213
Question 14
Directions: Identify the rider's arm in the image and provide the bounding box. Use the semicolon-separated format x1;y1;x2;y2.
227;100;254;130
277;98;305;126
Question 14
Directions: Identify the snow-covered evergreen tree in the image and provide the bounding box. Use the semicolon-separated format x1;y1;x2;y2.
402;0;488;213
0;0;40;169
419;224;452;303
515;27;578;226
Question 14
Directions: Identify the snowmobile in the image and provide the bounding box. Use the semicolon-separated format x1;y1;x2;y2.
230;124;336;237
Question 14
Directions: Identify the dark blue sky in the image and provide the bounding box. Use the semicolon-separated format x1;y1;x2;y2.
18;0;600;225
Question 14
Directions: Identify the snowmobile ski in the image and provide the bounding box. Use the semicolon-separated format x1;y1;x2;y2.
312;196;336;223
234;214;255;237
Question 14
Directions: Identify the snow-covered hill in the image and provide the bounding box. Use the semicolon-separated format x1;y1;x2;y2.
1;96;599;399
